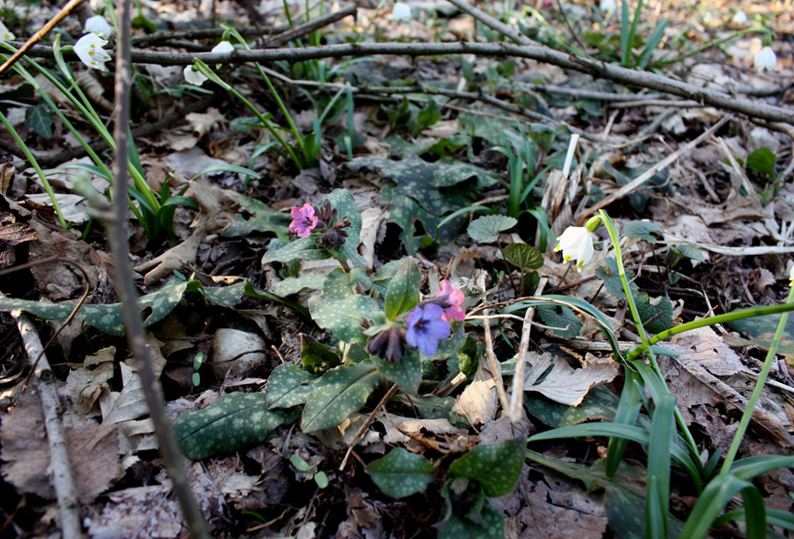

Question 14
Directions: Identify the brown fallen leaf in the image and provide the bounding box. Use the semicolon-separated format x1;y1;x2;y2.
66;345;115;415
134;218;209;285
523;352;620;407
0;388;121;505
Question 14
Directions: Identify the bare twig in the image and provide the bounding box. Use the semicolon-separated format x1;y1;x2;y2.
339;384;399;471
10;41;786;125
508;278;547;423
578;115;732;223
104;2;209;537
268;5;356;47
482;309;511;414
0;0;85;76
445;0;534;45
7;303;82;538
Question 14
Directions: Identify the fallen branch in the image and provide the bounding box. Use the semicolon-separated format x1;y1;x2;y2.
14;41;794;124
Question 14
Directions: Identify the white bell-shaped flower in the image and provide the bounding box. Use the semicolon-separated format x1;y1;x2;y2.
599;0;617;11
392;2;411;22
212;41;234;54
183;64;207;86
0;21;15;42
754;46;777;71
84;15;112;38
789;264;794;287
555;226;594;270
732;10;748;25
74;33;111;70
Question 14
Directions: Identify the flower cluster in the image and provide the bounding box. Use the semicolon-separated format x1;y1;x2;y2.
183;41;235;86
288;200;351;249
74;15;112;71
367;280;466;362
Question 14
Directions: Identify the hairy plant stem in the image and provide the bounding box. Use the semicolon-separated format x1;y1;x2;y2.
107;2;209;536
720;286;794;474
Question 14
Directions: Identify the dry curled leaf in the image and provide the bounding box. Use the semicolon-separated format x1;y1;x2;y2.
524;352;619;407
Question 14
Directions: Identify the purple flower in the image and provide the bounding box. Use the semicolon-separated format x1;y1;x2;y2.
289;203;318;238
406;304;450;356
435;280;466;322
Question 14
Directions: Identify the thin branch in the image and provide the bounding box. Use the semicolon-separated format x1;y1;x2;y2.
482;309;511;414
445;0;534;45
7;303;82;538
16;41;794;124
105;2;209;537
508;278;547;423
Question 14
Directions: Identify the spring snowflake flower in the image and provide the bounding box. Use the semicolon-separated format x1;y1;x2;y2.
183;65;207;86
732;10;748;25
74;33;111;70
0;21;15;42
84;15;112;38
289;203;319;238
392;2;412;22
435;280;465;322
599;0;617;11
754;46;777;71
789;265;794;287
555;226;594;270
406;303;450;356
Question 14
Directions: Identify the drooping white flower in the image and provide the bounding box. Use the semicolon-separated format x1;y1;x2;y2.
74;33;111;70
555;226;594;270
789;264;794;287
599;0;617;11
212;41;234;54
0;21;15;42
732;10;748;25
392;2;412;22
84;15;112;38
754;46;777;71
183;64;207;85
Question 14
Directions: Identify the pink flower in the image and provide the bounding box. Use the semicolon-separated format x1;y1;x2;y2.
435;280;465;322
289;203;318;237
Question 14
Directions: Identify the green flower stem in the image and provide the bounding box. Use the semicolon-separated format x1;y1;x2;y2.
624;301;794;362
0;111;68;229
194;60;303;169
600;210;700;464
720;285;794;475
223;25;305;150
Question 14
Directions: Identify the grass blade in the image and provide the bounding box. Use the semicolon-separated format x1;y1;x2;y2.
646;394;675;539
606;368;643;477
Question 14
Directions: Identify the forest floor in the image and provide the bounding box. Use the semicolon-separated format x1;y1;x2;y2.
0;0;793;537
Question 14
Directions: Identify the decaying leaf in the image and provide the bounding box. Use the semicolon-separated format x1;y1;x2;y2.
66;345;115;415
453;364;497;426
523;352;619;407
0;388;121;504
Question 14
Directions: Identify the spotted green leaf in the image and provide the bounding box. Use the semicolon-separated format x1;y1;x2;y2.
174;392;296;459
385;258;420;320
503;242;544;270
267;363;317;409
467;215;517;244
367;447;435;498
309;293;386;344
300;363;380;432
438;501;504;539
448;439;525;497
371;349;421;395
269;273;327;296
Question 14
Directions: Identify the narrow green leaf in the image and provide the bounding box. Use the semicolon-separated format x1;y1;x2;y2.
741;485;766;539
679;474;755;538
646;394;675;539
384;258;421;320
448;439;525;497
174;392;296;459
730;454;794;481
366;447;435;498
606;369;643;477
300;363;380;432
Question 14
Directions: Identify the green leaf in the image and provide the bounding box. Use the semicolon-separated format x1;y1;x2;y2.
202;281;247;308
679;474;759;539
535;304;582;339
266;363;317;409
366;447;435;498
448;439;525;497
25;103;54;139
174;392;296;459
323;267;371;299
729;455;794;481
222;196;291;240
606;369;643;478
746;147;777;177
502;243;544;270
623;220;662;243
309;293;386;344
314;471;329;488
372;349;422;395
467;215;517;244
300;334;342;374
290;454;312;472
385;258;421;320
269;273;327;296
438;500;504;539
300;363;380;432
646;394;675;539
262;236;330;264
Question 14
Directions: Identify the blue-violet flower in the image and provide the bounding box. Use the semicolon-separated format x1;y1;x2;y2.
406;303;450;356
